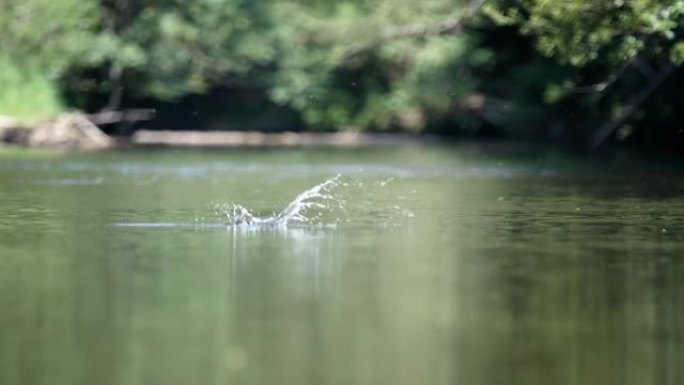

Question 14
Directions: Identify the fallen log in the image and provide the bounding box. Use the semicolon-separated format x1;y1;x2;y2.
86;109;155;125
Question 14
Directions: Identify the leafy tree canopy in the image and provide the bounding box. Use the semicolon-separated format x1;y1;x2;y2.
0;0;102;75
267;0;491;130
486;0;684;66
98;0;274;99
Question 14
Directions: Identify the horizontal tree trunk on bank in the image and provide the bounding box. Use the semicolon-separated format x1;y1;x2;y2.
132;130;434;147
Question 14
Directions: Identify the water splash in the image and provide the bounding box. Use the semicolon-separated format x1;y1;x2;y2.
223;174;341;229
114;174;413;230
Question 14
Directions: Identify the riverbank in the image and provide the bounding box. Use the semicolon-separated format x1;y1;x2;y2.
0;112;113;150
1;112;436;151
132;130;435;148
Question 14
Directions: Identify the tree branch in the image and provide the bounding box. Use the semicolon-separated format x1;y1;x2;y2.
572;58;635;100
589;62;678;147
87;109;155;125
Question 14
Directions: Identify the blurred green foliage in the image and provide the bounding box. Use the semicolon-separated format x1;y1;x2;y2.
0;0;681;144
0;0;102;75
0;55;63;122
0;0;100;120
486;0;683;144
266;0;491;131
94;0;274;99
486;0;684;66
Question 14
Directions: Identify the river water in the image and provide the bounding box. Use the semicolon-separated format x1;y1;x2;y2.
1;144;683;385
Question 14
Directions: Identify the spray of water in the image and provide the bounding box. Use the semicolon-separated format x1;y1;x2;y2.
224;174;341;229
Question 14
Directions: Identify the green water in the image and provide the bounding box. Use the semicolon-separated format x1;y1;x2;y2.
1;144;683;385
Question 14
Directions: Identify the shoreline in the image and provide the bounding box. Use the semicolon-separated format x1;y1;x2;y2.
131;130;437;148
1;112;439;150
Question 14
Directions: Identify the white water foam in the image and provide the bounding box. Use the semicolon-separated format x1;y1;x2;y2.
220;174;342;229
115;174;412;230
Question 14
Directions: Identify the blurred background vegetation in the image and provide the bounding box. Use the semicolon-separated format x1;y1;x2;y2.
0;0;682;146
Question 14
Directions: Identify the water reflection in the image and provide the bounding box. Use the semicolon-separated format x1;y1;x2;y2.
2;221;683;385
227;228;341;298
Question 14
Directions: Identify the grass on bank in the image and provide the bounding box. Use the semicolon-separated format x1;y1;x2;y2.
0;55;63;124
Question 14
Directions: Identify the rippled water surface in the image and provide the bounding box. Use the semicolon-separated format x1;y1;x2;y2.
1;144;683;385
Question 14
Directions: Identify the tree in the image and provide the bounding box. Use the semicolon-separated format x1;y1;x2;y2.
267;0;491;131
0;0;102;75
486;0;683;145
487;0;684;66
0;0;103;119
81;0;275;108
